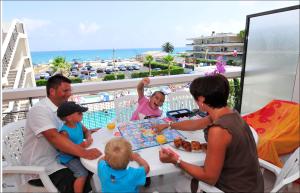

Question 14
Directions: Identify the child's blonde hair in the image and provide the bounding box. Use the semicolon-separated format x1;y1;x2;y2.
105;137;132;169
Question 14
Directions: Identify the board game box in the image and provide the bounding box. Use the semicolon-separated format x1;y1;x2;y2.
117;118;185;151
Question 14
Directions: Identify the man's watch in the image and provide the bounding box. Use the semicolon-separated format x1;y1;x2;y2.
175;157;181;167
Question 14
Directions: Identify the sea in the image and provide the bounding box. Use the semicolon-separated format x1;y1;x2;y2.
31;47;188;65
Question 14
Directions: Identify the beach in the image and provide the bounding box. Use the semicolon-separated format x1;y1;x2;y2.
31;47;187;65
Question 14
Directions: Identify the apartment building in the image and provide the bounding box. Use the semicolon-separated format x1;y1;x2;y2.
186;32;244;65
2;19;36;122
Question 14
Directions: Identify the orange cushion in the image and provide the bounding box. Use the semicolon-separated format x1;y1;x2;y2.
243;100;300;167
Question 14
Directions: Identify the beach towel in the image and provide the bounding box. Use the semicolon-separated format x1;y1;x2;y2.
243;100;300;167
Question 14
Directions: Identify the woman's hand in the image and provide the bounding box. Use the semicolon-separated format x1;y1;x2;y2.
152;123;169;133
159;147;179;164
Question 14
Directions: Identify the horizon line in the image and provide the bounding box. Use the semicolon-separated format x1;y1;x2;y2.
31;46;188;53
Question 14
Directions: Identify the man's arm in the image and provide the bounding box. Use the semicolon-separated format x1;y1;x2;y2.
42;129;101;160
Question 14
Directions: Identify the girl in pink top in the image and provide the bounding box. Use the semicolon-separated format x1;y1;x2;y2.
131;77;165;121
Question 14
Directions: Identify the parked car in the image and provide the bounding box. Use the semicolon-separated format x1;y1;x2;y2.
119;66;127;71
153;68;161;71
71;63;79;69
85;63;93;70
70;66;78;71
40;72;50;80
80;67;89;75
97;68;104;73
105;68;113;74
79;74;90;80
45;70;54;76
71;70;79;77
118;65;124;69
126;66;134;71
132;65;140;70
90;72;98;80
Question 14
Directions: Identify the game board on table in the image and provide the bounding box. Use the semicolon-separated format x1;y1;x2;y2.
117;118;185;151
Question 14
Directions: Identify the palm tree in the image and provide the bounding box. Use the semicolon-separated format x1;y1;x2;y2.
50;56;71;76
162;42;174;54
145;55;154;76
162;55;174;75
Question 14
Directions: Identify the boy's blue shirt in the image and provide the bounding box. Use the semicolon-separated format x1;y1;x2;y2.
98;160;146;193
58;122;84;164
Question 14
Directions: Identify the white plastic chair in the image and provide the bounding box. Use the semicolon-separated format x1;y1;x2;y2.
168;90;197;111
2;119;58;193
114;95;138;123
259;147;300;193
191;147;300;193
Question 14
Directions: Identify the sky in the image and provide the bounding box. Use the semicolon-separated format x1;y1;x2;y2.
2;1;299;51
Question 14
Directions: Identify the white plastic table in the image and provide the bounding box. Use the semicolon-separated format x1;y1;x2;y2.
81;125;258;177
81;128;207;177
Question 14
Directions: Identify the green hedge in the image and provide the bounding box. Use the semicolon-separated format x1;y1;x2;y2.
131;72;149;78
69;77;82;83
131;66;184;78
36;77;82;86
116;73;125;80
103;73;125;81
103;74;116;81
226;59;240;66
143;61;168;70
170;67;184;75
36;79;47;86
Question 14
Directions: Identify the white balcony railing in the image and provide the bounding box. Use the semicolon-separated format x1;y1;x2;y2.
2;72;241;127
2;72;241;102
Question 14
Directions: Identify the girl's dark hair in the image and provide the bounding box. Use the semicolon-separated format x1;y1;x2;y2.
189;74;229;108
46;74;71;96
151;91;165;97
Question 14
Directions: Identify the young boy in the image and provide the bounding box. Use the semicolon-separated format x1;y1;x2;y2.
57;101;93;193
131;77;165;120
97;137;150;193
